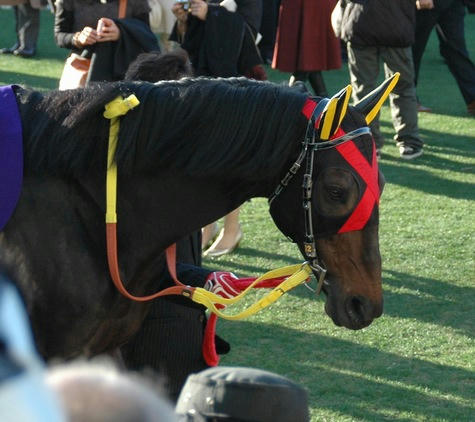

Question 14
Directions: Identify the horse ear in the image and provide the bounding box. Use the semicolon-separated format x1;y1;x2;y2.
332;84;352;134
317;85;352;140
354;73;400;124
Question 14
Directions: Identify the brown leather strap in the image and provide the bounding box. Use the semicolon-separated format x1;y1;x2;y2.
106;223;194;302
166;243;180;284
118;0;127;19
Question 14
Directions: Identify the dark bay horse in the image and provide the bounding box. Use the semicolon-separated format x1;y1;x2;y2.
0;76;393;360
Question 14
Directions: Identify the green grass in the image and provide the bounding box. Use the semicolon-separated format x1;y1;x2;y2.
1;8;474;421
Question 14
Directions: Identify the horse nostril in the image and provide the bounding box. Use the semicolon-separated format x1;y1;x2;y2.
345;296;373;323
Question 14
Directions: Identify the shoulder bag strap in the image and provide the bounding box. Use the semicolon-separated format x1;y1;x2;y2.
118;0;128;19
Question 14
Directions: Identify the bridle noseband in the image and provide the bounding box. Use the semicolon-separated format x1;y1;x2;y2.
268;98;372;294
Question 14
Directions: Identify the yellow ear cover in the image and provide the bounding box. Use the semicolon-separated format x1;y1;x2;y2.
319;98;338;140
329;85;352;137
365;73;400;124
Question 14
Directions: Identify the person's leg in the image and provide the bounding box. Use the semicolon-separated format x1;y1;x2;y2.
222;207;241;242
201;222;219;250
347;43;385;150
15;2;40;56
0;7;20;53
436;1;475;107
382;46;423;158
289;71;309;87
308;71;328;97
203;208;242;257
413;8;438;86
259;0;279;64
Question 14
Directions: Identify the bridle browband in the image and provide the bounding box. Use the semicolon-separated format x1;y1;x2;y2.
268;98;372;294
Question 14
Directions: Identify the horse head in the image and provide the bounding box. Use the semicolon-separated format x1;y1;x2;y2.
270;74;398;330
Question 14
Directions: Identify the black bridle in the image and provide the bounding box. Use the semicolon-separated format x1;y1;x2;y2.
268;100;371;294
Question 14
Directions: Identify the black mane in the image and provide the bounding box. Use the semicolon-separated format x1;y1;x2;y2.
17;78;309;179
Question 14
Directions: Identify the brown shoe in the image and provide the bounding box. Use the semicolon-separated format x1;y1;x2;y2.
467;100;475;116
417;103;432;113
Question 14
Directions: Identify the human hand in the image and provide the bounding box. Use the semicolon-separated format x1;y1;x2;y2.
76;26;99;46
96;18;121;42
172;2;189;22
190;0;208;20
416;0;434;9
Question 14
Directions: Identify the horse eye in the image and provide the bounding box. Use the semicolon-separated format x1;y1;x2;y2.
326;186;344;201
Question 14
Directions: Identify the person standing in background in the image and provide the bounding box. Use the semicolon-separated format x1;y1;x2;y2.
272;0;341;97
54;0;159;88
339;0;427;160
0;0;47;58
412;0;475;115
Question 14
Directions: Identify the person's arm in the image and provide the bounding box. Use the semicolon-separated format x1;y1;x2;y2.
54;0;99;50
53;0;76;49
171;2;190;42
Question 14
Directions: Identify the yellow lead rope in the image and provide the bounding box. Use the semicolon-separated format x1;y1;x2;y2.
191;263;312;320
104;95;313;320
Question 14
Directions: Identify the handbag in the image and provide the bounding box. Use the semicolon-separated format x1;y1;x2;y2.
58;0;128;90
58;53;91;90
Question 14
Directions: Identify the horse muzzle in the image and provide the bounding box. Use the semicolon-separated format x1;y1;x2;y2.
322;277;383;330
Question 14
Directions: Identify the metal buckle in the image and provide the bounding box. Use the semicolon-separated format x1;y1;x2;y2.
181;286;193;298
300;261;325;295
303;280;316;293
309;262;327;295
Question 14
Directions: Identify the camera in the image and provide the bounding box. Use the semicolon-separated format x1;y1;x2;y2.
176;0;190;10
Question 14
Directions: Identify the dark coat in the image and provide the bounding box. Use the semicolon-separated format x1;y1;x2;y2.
170;0;263;77
340;0;416;47
54;0;150;51
272;0;342;73
87;18;159;82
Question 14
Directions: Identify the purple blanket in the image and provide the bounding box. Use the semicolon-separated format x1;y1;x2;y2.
0;85;23;231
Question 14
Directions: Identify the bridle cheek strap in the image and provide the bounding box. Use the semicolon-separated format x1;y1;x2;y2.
332;127;380;233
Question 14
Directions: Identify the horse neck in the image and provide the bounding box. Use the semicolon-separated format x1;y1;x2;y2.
115;169;271;252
